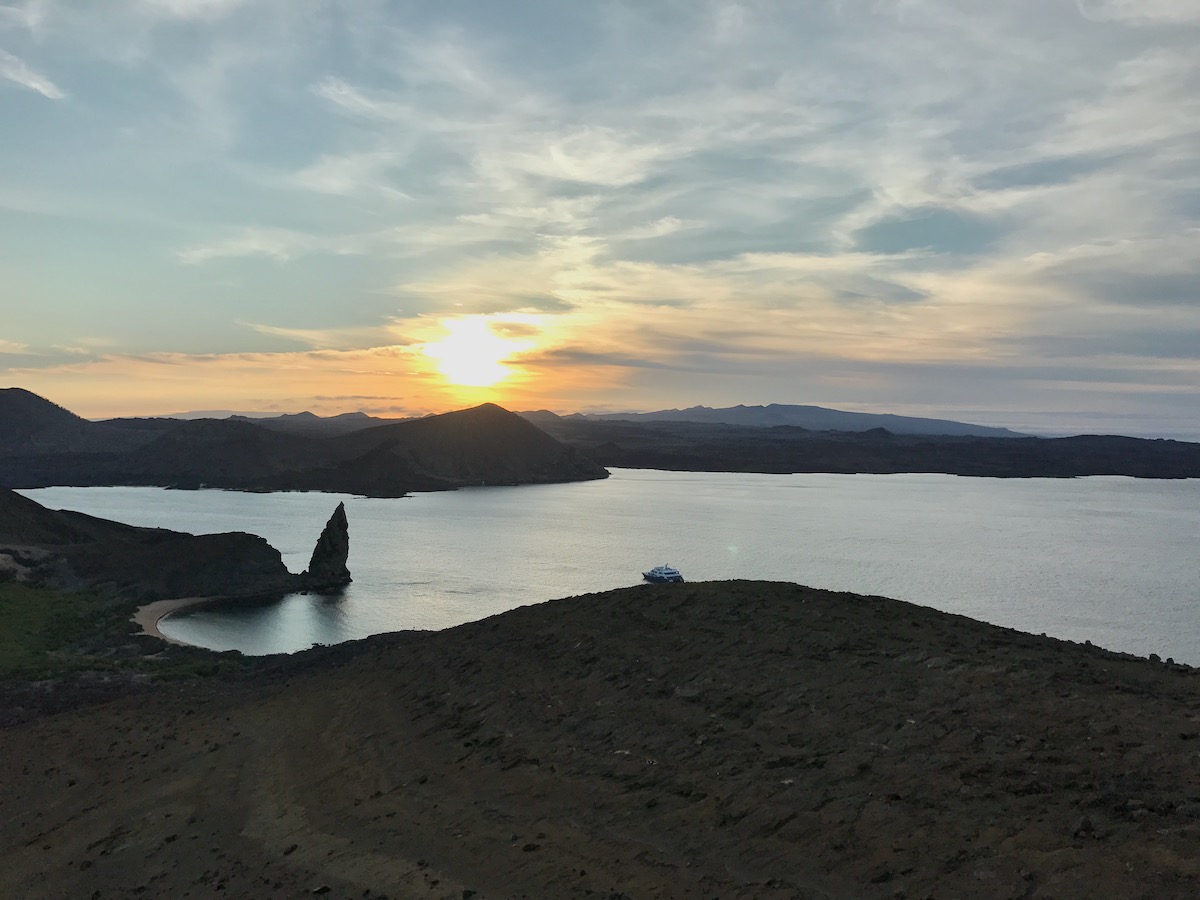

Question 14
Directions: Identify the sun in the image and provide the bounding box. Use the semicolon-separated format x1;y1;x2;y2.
420;316;531;388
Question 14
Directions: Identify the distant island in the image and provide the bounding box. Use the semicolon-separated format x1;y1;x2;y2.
0;388;607;497
521;406;1200;479
551;402;1027;437
4;387;1200;488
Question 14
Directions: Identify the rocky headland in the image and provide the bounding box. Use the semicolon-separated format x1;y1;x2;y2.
2;580;1199;898
0;488;349;602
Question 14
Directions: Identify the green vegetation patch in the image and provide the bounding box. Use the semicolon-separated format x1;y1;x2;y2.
0;582;128;680
0;582;254;683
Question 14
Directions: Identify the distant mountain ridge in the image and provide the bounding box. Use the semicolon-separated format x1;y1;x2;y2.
8;388;1200;484
230;410;410;436
147;408;410;436
95;399;1019;440
574;403;1025;437
0;390;608;497
522;409;1200;479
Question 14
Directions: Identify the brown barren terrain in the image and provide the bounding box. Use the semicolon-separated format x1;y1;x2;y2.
2;581;1199;899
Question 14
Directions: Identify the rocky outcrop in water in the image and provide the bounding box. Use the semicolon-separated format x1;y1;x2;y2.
303;502;351;591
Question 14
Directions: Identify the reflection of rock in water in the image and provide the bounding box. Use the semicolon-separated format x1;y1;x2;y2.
304;502;351;591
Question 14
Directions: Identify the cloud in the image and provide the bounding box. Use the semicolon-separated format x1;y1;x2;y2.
311;76;398;121
620;216;689;241
289;152;410;199
177;229;309;264
0;48;64;98
238;320;412;350
0;1;50;33
138;0;248;21
523;346;678;371
500;126;676;188
1074;0;1200;24
0;338;30;354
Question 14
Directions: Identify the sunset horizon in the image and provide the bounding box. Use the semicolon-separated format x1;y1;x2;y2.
3;1;1198;438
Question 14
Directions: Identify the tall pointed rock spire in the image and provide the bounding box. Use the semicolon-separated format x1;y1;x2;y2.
304;502;351;590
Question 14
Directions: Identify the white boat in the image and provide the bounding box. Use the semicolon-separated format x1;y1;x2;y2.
642;564;684;583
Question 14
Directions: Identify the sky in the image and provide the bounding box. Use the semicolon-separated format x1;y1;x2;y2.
1;0;1198;437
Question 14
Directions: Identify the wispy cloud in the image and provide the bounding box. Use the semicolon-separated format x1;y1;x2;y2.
138;0;248;21
0;48;63;98
238;320;411;350
0;1;51;33
1074;0;1200;24
311;76;397;121
176;227;362;264
288;151;411;200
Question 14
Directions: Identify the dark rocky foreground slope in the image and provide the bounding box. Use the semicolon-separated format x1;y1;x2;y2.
0;488;349;600
0;389;608;497
528;414;1200;478
2;581;1198;898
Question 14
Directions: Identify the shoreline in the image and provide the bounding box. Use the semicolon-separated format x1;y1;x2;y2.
131;596;228;645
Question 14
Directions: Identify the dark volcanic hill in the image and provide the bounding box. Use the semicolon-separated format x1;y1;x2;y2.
337;402;604;485
0;388;86;450
0;391;608;497
117;418;331;489
2;580;1199;897
258;403;608;497
0;388;167;455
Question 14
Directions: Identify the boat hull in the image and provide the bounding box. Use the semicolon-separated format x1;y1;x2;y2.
642;572;684;583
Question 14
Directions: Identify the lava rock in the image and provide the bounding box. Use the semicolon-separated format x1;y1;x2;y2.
303;502;351;591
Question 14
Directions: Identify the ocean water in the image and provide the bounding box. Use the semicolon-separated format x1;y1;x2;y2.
22;470;1200;662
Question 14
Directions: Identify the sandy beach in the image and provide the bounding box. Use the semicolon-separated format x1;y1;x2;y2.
131;596;227;644
5;580;1200;898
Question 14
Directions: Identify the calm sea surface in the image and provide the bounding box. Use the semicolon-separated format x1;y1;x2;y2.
22;470;1200;662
